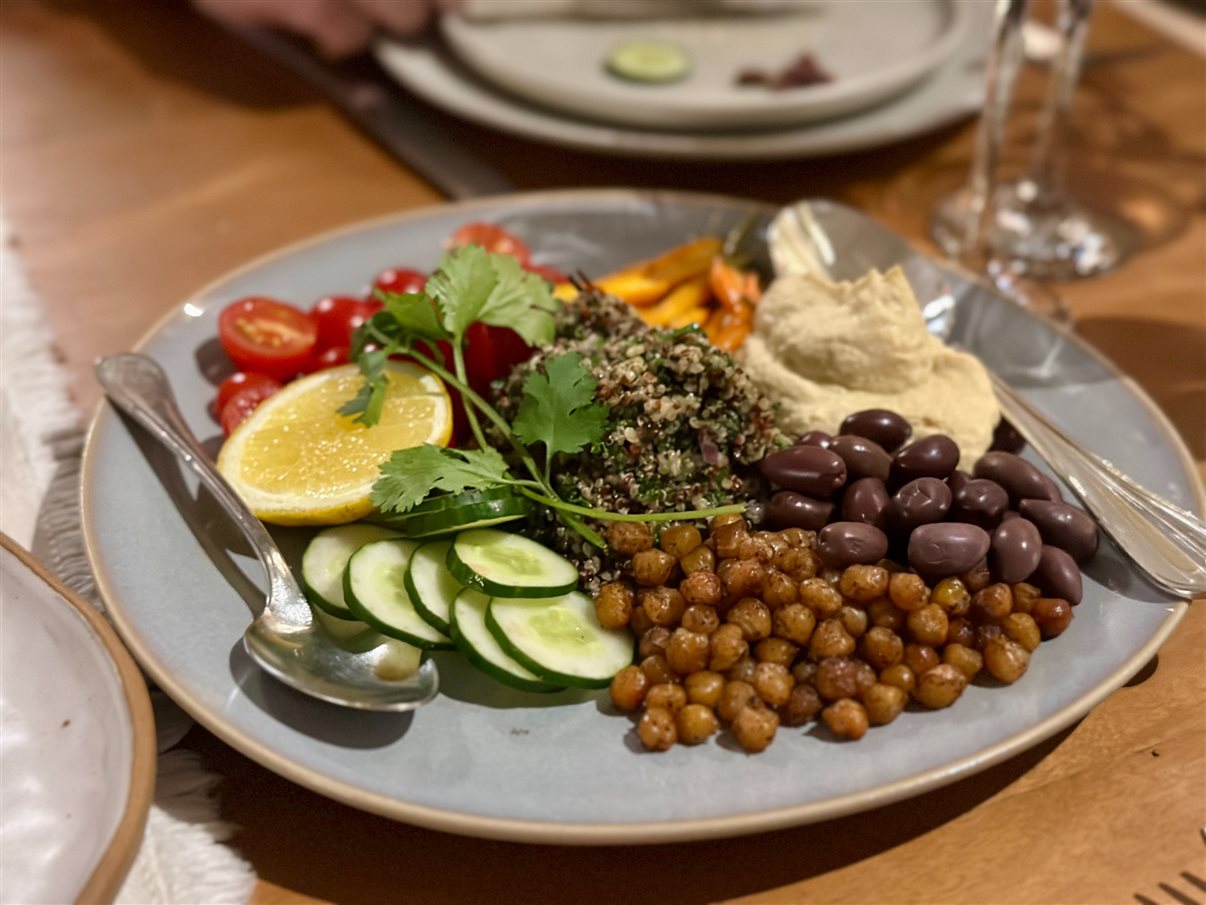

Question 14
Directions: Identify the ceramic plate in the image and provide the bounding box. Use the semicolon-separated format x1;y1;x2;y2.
82;191;1197;845
0;534;156;903
375;3;990;159
439;0;968;131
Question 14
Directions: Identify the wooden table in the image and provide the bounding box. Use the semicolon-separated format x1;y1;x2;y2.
2;1;1203;902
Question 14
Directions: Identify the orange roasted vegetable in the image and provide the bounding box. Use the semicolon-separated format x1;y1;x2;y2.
639;276;711;327
592;237;722;306
705;298;754;352
709;256;761;311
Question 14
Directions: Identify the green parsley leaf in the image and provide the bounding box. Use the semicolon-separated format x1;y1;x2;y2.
370;444;513;513
378;290;451;342
338;347;390;425
427;245;556;346
512;352;608;459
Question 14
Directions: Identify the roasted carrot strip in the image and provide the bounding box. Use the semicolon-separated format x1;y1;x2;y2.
639;276;711;326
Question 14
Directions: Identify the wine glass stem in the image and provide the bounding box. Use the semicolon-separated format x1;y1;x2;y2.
1028;0;1094;200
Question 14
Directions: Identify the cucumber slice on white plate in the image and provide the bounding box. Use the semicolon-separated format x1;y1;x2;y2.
449;589;562;693
404;540;460;636
487;592;635;689
447;528;579;598
343;538;455;650
301;524;401;619
605;39;692;84
309;603;385;653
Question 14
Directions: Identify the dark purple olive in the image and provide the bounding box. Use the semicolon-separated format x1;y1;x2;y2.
841;477;889;528
891;434;960;486
908;523;991;578
760;445;847;499
887;477;951;535
973;452;1052;506
839;409;912;453
950;478;1010;530
990;517;1043;583
766;491;833;531
1036;472;1064;503
990;418;1027;454
797;430;834;449
1018;499;1098;564
816;522;889;570
829;434;891;482
1032;545;1083;605
946;470;971;497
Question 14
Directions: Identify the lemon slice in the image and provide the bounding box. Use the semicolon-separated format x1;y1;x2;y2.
217;362;452;526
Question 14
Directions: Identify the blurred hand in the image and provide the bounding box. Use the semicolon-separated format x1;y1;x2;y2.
194;0;455;58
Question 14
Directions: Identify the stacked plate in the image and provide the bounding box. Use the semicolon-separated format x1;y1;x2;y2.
375;0;989;160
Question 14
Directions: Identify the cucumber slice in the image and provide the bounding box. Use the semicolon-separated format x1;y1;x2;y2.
301;524;401;619
449;589;562;693
605;40;692;84
343;539;455;650
487;592;634;689
372;488;529;538
404;540;460;636
447;529;579;598
309;604;386;653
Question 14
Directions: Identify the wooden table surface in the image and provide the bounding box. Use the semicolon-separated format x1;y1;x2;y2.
2;1;1203;903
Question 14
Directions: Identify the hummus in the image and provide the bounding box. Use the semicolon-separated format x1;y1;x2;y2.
740;266;998;468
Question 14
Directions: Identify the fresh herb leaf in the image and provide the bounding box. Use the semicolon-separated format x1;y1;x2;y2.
338;347;390;425
512;352;608;459
426;245;556;346
371;444;513;513
378;290;451;342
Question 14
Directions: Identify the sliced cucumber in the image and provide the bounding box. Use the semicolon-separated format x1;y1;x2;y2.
309;604;387;653
487;592;634;689
449;589;562;693
605;39;692;84
404;540;460;636
343;539;455;650
447;528;579;598
301;524;401;619
373;487;530;538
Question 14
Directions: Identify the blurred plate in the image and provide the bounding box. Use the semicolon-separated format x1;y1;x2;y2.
375;1;989;160
0;534;155;904
439;0;968;131
82;190;1197;845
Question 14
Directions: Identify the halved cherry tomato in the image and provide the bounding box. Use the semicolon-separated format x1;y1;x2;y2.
310;295;381;353
213;372;282;420
372;267;427;297
218;297;318;381
449;222;531;265
219;382;280;435
310;345;350;371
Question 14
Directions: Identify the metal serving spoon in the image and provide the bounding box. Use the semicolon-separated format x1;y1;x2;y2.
96;353;440;711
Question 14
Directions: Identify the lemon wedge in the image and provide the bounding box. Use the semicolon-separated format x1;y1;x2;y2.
217;362;452;526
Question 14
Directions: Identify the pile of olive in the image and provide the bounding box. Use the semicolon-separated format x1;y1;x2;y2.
755;409;1097;602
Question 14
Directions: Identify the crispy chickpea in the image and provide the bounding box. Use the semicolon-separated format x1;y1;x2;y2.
780;527;813;548
815;656;875;702
783;546;823;581
727;655;757;683
679;544;716;576
731;701;780;752
903;643;939;676
931;577;971;617
629;604;654;636
879;663;916;695
907;603;949;647
737;534;776;564
862;682;908;726
637;706;677;751
809;618;856;659
773;603;817;646
762;568;799;608
947;617;976;649
837;605;869;639
608;665;649;712
712;520;750;559
640;653;678;686
632;549;676;587
781;682;824;726
752;661;795;707
1001;612;1042;652
666;628;711;675
822;698;869;740
971;583;1013;623
943;643;983;680
1032;597;1073;638
639;586;687;626
914;664;968;709
684;670;726;708
606;521;653;555
839;564;890;603
961;560;992;593
983;635;1031;684
821;567;844;588
645;682;688;713
889;571;930;612
710;513;746;531
1010;581;1042;615
681;604;720;635
680;570;722;607
798;577;843;618
975;623;1004;652
754;637;799;667
638;626;672;660
727;597;772;641
594;582;634;630
676;704;719;745
660;524;702;558
718;558;766;599
709;623;748;671
717;679;758;722
866;597;906;632
860;626;904;670
791;659;817;686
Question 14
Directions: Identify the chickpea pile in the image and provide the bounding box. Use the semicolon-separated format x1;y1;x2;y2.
598;516;1075;753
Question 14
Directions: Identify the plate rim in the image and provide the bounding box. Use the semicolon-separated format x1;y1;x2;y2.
81;189;1199;845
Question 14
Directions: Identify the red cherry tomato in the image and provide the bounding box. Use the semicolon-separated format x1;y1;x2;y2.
213;372;282;419
310;295;381;353
449;222;531;265
219;382;280;435
218;297;318;381
372;268;427;297
524;261;568;283
310;345;350;371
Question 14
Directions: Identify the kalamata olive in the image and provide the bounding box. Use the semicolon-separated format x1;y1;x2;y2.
1036;472;1064;503
766;491;833;531
829;434;892;482
839;409;912;453
1017;499;1098;564
841;477;889;528
973;452;1052;506
816;522;889;570
797;430;834;449
950;478;1009;530
1032;544;1083;605
990;419;1027;454
887;477;951;535
989;517;1043;583
891;435;960;486
908;523;991;578
760;445;847;499
947;470;971;497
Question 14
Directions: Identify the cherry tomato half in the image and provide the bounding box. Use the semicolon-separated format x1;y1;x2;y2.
219;382;280;435
449;222;531;265
214;372;282;419
310;345;350;371
372;268;427;297
311;295;381;353
218;297;318;381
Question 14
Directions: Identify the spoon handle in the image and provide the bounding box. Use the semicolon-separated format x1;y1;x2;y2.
991;373;1206;599
96;353;309;622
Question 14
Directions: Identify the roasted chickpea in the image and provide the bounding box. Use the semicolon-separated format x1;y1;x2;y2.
710;513;747;531
754;637;799;668
632;549;677;587
606;521;653;555
1010;581;1042;615
762;568;799;608
629;605;653;636
1001;612;1042;652
676;704;719;745
712;519;750;559
709;624;748;671
947;617;975;649
879;663;916;695
718;558;766;599
983;635;1030;684
1032;597;1073;638
780;527;813;548
942;643;983;680
798;576;843;618
791;659;818;686
772;603;817;646
717;679;758;723
731;701;780;752
914;664;968;709
752;661;795;707
665;628;711;675
608;665;649;712
637;706;677;751
774;545;818;580
639;586;687;626
903;643;940;676
660;524;702;558
726;654;757;683
971;583;1013;623
862;682;908;726
637;626;672;660
822;699;869;740
684;670;725;708
737;534;776;564
809;618;856;659
961;560;992;594
888;571;930;612
681;604;720;635
639;653;678;686
645;682;688;713
860;626;904;670
975;623;1004;652
680;570;722;607
839;564;890;603
866;597;906;632
727;597;772;641
594;581;634;630
781;682;824;726
931;577;971;617
837;604;869;639
814;656;866;702
679;544;716;576
907;603;949;647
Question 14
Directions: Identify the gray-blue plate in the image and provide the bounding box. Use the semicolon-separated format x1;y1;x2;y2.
82;191;1199;844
